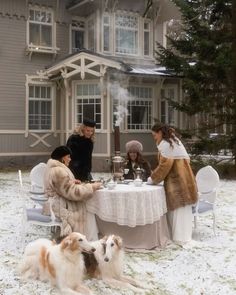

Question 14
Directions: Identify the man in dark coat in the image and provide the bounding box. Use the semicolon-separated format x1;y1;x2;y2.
67;118;96;182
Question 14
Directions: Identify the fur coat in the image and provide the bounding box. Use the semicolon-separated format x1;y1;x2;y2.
43;159;94;236
151;140;198;211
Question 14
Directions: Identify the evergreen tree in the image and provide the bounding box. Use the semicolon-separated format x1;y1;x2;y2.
155;0;235;165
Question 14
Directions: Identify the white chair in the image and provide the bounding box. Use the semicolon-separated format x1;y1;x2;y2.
30;162;47;194
29;162;48;205
18;170;62;245
193;165;220;235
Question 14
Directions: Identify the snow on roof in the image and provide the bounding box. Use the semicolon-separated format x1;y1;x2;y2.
126;65;172;76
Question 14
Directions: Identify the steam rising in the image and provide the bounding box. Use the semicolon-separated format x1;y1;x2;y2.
110;81;133;127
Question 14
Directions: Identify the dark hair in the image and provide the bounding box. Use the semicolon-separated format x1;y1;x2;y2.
127;151;145;164
51;146;72;162
151;123;179;147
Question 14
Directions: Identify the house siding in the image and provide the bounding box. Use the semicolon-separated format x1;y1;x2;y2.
0;0;182;169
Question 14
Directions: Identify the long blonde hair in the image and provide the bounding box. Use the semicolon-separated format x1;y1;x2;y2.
73;124;95;142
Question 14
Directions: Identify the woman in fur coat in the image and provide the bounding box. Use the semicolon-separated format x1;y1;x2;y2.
149;124;198;245
123;140;151;181
43;145;102;240
67;118;96;182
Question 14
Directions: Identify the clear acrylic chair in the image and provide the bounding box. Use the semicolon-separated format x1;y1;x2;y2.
18;170;62;247
192;165;220;235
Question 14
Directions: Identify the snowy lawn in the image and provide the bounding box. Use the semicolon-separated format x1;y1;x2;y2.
0;170;236;295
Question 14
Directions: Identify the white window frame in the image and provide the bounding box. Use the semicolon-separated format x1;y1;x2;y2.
87;14;96;52
160;86;178;126
27;82;56;132
112;85;154;132
143;19;153;58
26;5;59;56
126;86;153;131
101;11;153;58
69;17;87;54
103;13;112;54
114;12;139;56
73;81;103;131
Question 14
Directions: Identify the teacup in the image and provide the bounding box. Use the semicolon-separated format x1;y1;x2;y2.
107;180;116;190
133;178;143;187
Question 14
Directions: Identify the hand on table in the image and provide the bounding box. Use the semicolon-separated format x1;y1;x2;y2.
92;182;103;191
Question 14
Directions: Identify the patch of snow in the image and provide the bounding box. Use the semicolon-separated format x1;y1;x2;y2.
0;171;236;294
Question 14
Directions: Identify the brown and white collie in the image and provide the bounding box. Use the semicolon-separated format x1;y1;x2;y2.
20;232;95;295
84;235;145;293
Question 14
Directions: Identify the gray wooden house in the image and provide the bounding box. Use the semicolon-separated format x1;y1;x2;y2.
0;0;182;170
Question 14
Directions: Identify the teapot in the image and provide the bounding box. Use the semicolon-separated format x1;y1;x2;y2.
133;167;143;187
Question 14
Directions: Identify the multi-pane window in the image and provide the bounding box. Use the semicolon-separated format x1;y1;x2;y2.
144;21;151;56
75;84;101;129
103;15;111;52
29;8;53;47
71;20;85;53
161;88;176;125
29;85;52;130
127;86;153;130
115;14;138;55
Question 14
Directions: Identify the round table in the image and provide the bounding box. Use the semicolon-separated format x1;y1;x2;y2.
86;183;170;249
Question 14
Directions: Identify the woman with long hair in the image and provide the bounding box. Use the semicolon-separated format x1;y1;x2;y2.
123;140;151;181
150;123;198;245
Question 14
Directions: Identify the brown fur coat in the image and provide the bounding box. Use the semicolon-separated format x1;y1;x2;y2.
43;159;94;236
151;155;198;211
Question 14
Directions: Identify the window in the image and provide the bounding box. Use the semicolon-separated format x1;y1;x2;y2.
161;88;176;125
127;86;153;130
71;20;85;53
29;85;52;130
115;14;138;55
103;15;111;52
28;7;53;48
144;21;151;56
75;83;101;129
88;18;96;52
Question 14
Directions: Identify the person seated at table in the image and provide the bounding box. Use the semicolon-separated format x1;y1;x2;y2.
42;145;102;240
123;140;151;181
149;123;198;246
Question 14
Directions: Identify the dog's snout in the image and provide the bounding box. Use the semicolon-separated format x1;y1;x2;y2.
104;257;109;262
91;247;96;252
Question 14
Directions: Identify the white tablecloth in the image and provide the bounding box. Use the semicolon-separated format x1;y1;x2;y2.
86;183;167;227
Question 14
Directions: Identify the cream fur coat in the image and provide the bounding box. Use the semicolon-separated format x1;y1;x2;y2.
43;159;94;236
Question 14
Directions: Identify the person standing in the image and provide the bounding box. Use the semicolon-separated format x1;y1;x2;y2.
149;123;198;245
43;145;102;240
67;118;96;182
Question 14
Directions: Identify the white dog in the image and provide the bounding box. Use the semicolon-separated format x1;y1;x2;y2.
20;232;95;295
84;235;144;293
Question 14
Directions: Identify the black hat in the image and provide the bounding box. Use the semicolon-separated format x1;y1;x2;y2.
51;146;72;160
83;118;96;128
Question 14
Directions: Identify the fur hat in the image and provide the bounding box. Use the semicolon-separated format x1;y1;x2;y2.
83;118;96;128
51;146;72;160
125;140;143;153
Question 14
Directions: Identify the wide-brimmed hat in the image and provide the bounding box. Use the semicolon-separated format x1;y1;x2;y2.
83;118;96;128
125;140;143;153
51;146;72;160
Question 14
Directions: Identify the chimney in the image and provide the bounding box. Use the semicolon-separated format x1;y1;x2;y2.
114;126;121;155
